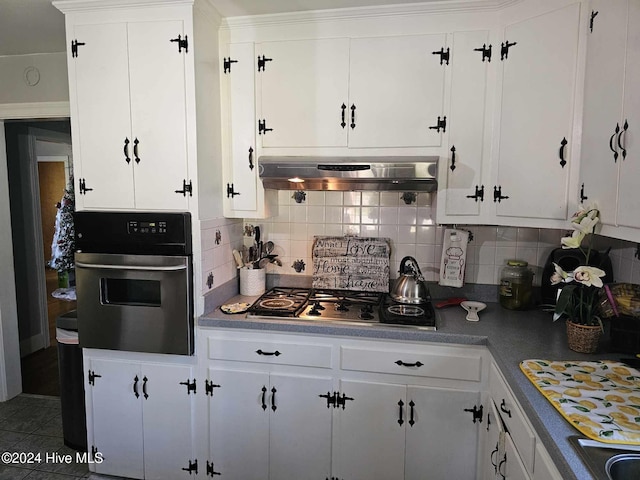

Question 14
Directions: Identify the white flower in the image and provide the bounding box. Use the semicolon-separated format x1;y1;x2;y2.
572;265;606;288
561;230;585;249
550;263;572;285
569;206;600;235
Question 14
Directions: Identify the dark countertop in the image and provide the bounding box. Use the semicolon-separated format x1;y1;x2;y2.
200;296;623;480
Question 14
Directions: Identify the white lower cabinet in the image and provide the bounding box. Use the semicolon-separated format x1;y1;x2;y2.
486;363;563;480
83;352;196;479
207;368;333;479
334;380;481;480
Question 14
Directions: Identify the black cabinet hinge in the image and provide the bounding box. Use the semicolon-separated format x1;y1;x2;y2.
257;55;272;71
258;119;272;135
500;41;517;60
319;391;337;408
466;185;485;202
175;179;193;197
319;391;353;409
88;370;101;386
179;379;197;395
79;178;93;195
182;459;198;475
493;185;509;202
464;404;484;424
429;116;447;133
170;34;188;53
206;461;221;476
590;10;598;33
432;47;450;65
580;183;588;203
223;57;238;73
474;43;492;62
205;380;221;396
335;393;354;409
71;39;85;58
226;183;240;198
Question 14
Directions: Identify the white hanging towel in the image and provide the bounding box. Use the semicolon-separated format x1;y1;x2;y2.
439;229;470;288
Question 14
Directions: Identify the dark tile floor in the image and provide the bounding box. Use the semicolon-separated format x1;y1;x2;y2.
0;394;122;480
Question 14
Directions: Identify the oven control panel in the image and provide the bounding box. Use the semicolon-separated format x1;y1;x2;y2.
127;220;168;235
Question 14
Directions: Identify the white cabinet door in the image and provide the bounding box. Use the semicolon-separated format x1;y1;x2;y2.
481;401;503;480
495;3;580;220
70;20;189;211
349;34;446;148
141;363;194;480
87;358;144;478
208;369;270;480
334;380;406;480
258;38;350;148
502;434;531;480
579;0;628;225
72;23;134;210
405;386;480;480
208;369;332;480
128;20;189;211
439;30;491;218
269;373;333;480
615;1;640;229
226;43;259;213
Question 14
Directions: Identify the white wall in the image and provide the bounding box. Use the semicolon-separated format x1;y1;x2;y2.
0;53;68;105
0;50;69;399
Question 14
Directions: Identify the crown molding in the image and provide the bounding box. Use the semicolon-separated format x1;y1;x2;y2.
220;0;521;29
0;102;70;120
53;0;194;14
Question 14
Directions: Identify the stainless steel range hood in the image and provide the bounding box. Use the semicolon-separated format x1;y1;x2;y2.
258;156;438;192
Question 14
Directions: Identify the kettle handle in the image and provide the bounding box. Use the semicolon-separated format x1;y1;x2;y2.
399;256;423;278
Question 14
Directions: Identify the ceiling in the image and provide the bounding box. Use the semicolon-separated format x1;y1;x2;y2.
0;0;466;56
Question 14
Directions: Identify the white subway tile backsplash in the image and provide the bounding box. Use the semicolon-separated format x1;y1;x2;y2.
238;195;638;287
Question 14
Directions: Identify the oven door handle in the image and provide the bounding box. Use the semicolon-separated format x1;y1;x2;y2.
75;261;187;272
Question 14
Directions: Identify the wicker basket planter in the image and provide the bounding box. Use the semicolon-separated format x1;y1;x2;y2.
566;320;602;353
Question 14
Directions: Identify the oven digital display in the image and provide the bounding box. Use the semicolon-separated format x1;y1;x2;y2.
127;220;168;235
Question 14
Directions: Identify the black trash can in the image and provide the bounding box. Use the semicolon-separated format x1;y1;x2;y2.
56;310;87;452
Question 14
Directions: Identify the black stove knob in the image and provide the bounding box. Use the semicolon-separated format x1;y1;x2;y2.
308;307;322;317
359;307;374;320
313;301;325;311
336;301;349;312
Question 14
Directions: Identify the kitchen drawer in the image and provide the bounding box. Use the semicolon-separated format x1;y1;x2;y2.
490;363;536;474
207;336;332;369
341;345;483;382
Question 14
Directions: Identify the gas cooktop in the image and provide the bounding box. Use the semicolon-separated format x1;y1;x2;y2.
246;287;436;330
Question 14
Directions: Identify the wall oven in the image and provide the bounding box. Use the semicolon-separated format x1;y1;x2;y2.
74;211;193;355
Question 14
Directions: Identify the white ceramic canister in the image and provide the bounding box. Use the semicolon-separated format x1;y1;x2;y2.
240;267;266;296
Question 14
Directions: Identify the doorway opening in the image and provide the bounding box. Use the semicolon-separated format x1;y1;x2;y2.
4;119;74;396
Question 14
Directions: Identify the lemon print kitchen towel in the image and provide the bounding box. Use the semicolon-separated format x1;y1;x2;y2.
520;359;640;445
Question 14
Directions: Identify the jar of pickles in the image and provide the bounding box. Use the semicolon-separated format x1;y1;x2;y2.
499;259;534;310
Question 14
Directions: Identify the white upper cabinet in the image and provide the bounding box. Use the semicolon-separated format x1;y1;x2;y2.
257;38;350;148
580;0;640;239
223;43;260;215
256;35;446;149
437;30;491;221
70;19;190;211
348;34;446;148
494;2;581;222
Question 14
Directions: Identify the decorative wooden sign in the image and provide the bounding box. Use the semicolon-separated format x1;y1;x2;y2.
312;236;391;292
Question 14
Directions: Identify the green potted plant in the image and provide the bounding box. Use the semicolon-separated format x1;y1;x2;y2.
550;206;606;353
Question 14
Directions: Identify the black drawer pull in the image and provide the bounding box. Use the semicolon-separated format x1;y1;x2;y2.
256;349;281;356
133;375;139;398
395;360;423;368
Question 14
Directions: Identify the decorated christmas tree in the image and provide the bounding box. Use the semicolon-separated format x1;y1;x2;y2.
50;176;76;279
